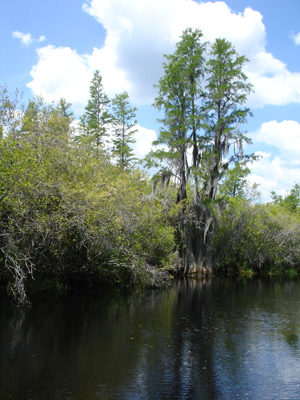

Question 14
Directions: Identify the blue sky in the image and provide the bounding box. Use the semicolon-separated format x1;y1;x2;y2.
1;0;300;200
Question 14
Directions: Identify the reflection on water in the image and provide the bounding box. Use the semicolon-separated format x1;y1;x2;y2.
1;277;300;399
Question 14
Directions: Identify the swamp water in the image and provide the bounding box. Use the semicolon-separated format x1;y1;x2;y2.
1;277;300;399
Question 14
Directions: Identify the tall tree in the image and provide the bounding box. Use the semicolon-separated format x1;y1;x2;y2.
196;38;254;272
201;38;253;201
82;70;111;157
111;91;137;169
150;28;205;204
148;28;206;272
57;98;74;136
147;32;253;274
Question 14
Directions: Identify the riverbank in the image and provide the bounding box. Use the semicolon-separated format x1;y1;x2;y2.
2;263;299;307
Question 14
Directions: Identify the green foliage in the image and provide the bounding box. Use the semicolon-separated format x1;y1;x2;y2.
213;196;300;275
2;29;299;303
201;38;254;200
218;161;250;199
111;91;137;169
149;33;254;198
0;85;23;139
79;70;111;156
0;89;175;305
146;30;255;273
271;183;300;213
150;28;206;203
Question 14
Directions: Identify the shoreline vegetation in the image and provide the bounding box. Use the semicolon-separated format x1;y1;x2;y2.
1;29;300;306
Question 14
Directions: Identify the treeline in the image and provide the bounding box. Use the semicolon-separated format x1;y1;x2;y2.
144;28;300;278
214;179;300;276
1;28;300;305
0;85;176;305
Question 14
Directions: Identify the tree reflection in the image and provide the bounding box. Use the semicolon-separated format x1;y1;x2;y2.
1;277;300;399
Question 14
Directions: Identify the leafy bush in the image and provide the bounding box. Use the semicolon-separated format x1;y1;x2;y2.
213;197;300;275
0;93;175;304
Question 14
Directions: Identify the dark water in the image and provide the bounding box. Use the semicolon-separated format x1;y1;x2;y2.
1;277;300;400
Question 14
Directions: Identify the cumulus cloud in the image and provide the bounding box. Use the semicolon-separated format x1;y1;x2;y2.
81;0;269;105
21;0;300;199
249;153;300;201
133;125;157;158
254;120;300;160
27;45;93;114
291;32;300;45
12;31;33;46
26;0;300;111
249;121;300;200
82;0;300;107
245;54;300;107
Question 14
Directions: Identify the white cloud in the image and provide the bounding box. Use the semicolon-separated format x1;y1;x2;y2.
133;125;157;158
27;1;300;110
86;43;132;99
82;0;300;108
291;32;300;45
245;54;300;107
27;45;93;114
249;154;300;201
254;120;300;160
12;31;33;46
249;121;300;200
81;0;269;105
12;31;46;46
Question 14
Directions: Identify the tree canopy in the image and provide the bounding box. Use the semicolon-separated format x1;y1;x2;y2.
1;29;300;306
147;29;254;273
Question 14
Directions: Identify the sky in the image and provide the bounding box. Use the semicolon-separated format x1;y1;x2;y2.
1;0;300;201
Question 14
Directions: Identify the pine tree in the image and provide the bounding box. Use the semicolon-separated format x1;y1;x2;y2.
82;70;111;157
111;91;137;169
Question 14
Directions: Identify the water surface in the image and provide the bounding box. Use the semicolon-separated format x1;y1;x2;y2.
1;277;300;399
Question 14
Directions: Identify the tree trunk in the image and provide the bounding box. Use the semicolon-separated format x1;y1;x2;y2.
181;203;218;275
182;219;197;274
